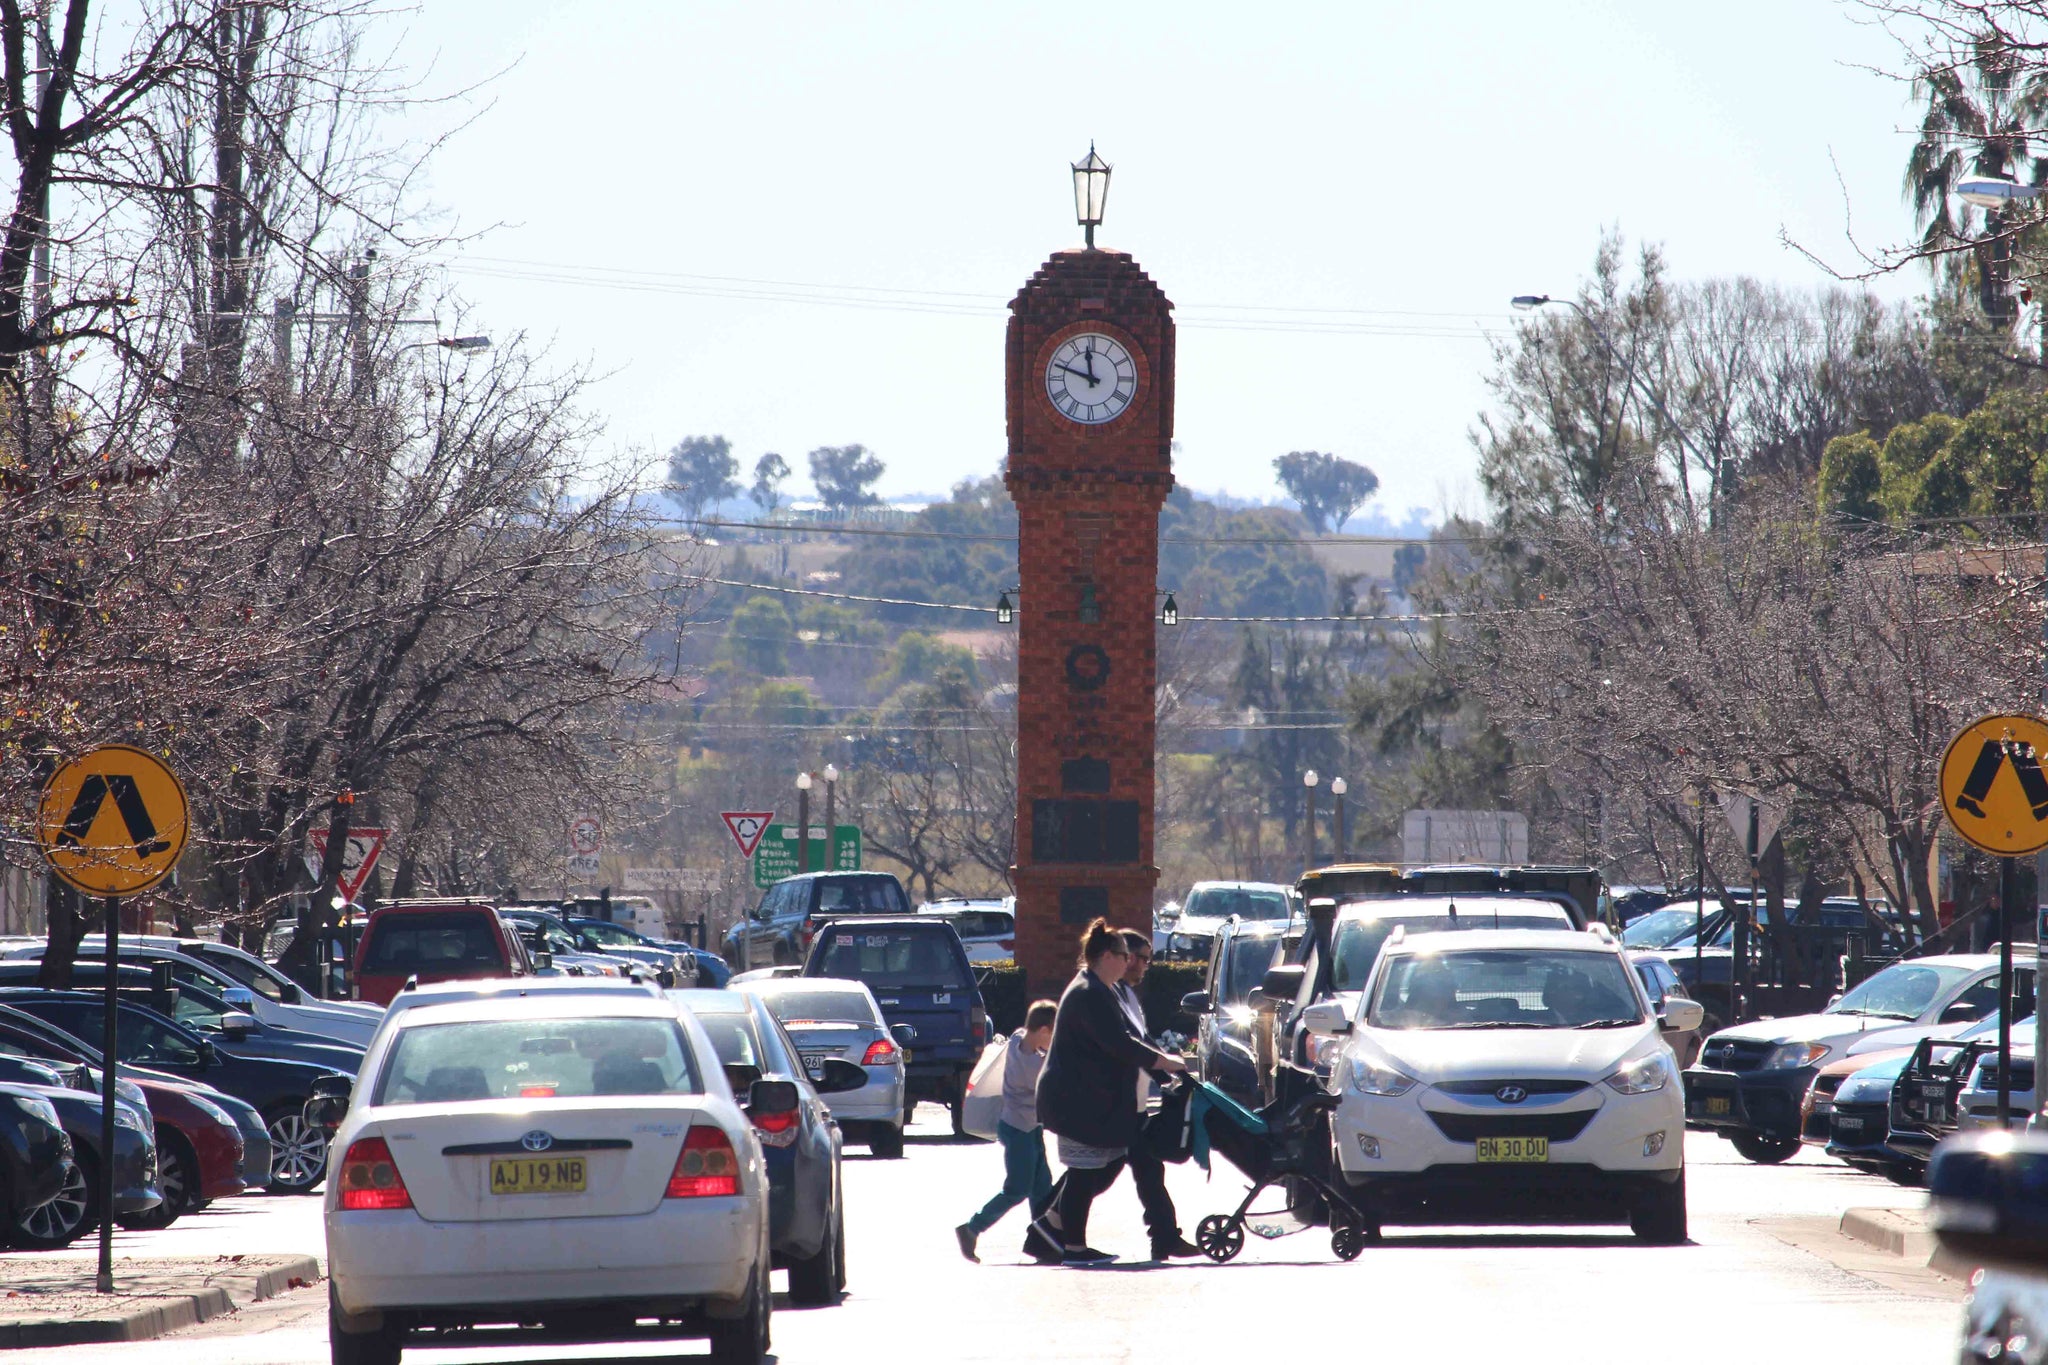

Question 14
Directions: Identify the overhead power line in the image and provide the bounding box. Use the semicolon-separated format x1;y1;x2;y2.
698;575;1477;624
676;516;1475;548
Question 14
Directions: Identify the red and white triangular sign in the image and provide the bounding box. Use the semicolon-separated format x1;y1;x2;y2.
721;811;775;859
306;827;389;902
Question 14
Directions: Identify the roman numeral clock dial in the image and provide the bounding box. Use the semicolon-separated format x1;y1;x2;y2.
1045;333;1137;424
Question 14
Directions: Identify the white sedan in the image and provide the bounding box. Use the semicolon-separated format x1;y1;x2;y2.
324;993;775;1364
1304;926;1703;1244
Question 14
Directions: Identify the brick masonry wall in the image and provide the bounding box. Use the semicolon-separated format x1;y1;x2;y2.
1002;250;1175;992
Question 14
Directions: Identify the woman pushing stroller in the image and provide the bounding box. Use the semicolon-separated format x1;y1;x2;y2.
1024;917;1187;1265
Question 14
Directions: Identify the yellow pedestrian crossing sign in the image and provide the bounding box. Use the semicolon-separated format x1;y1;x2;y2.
34;745;190;896
1940;714;2048;858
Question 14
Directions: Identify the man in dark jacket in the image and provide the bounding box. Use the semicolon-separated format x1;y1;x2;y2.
1028;921;1185;1264
1114;931;1202;1259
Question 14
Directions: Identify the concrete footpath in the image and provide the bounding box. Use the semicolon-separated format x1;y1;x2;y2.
1838;1205;1977;1281
0;1254;320;1347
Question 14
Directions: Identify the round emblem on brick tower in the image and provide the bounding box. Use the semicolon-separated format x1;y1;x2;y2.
1064;644;1111;691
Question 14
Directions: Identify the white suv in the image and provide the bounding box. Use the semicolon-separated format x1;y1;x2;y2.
1303;927;1703;1243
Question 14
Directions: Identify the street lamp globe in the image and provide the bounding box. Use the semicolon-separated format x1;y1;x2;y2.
1510;295;1551;311
996;591;1015;625
1072;143;1112;248
1303;769;1319;788
823;763;839;783
1330;777;1347;796
795;771;813;791
1159;593;1179;627
1959;176;2045;209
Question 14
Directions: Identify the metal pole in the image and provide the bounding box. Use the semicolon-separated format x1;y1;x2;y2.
1335;791;1348;862
1695;799;1705;1017
1740;804;1760;1023
823;779;836;869
1305;787;1317;869
2001;855;2016;1128
796;784;812;875
96;895;119;1293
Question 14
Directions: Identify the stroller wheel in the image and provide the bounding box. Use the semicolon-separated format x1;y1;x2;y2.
1331;1224;1367;1261
1196;1214;1245;1264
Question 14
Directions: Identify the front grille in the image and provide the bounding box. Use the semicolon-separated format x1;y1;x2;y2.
1425;1108;1596;1143
1828;1101;1888;1143
1433;1079;1590;1098
1978;1062;2036;1093
1701;1039;1774;1072
1810;1073;1847;1099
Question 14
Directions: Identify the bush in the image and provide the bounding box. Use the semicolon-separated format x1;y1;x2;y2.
974;960;1204;1040
975;962;1028;1034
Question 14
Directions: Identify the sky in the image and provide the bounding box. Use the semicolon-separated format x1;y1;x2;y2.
383;1;1934;523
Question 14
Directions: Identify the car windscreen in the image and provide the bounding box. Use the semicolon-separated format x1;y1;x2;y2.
361;913;504;975
1621;906;1712;949
1329;900;1574;992
574;921;643;948
189;948;287;1001
371;1016;701;1105
1368;949;1644;1030
935;911;1011;939
1221;933;1285;1006
760;988;881;1026
812;929;969;990
1827;962;1974;1021
1185;887;1294;922
812;880;907;915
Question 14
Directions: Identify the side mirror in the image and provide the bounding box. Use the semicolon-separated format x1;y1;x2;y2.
1300;1001;1352;1037
723;1062;763;1096
747;1078;801;1117
197;1039;218;1069
1180;990;1213;1015
1941;1001;1985;1025
220;1011;258;1040
221;987;256;1011
890;1024;915;1050
1659;998;1705;1034
533;951;553;971
279;982;303;1005
304;1075;353;1132
1248;963;1306;1011
1930;1129;2048;1270
813;1058;869;1094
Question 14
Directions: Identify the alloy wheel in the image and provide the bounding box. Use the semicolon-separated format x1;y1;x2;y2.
268;1113;327;1190
19;1161;88;1244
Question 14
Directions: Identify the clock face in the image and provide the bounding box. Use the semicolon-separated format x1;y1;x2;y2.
1045;333;1137;425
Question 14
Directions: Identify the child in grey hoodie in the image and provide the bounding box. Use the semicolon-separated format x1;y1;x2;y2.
954;999;1058;1261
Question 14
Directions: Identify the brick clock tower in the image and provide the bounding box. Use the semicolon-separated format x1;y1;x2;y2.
1005;149;1175;990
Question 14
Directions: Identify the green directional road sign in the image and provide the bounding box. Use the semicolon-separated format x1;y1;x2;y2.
753;824;861;888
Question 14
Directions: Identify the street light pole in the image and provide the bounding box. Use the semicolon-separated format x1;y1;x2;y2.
795;772;813;875
1331;777;1348;862
822;763;839;869
1303;770;1320;869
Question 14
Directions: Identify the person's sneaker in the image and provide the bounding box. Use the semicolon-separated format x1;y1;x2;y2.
1023;1217;1064;1265
955;1224;980;1263
1062;1246;1119;1264
1151;1235;1203;1260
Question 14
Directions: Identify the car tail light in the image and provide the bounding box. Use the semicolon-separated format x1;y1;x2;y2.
970;1004;988;1049
666;1125;740;1198
337;1137;413;1211
752;1108;800;1148
861;1038;899;1066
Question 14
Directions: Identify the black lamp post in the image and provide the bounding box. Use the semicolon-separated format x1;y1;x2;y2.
1331;776;1348;861
1303;769;1320;867
1072;143;1111;249
795;771;813;874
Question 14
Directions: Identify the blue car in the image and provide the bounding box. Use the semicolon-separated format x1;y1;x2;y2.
567;917;730;987
677;990;853;1305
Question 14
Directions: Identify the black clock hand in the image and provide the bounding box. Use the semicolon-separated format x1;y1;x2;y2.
1055;361;1099;385
1082;346;1100;384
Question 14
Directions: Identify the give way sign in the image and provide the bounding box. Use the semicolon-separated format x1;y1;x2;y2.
721;811;774;859
304;827;388;902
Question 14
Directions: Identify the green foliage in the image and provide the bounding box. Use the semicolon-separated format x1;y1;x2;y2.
796;600;879;645
979;962;1028;1033
871;631;979;696
829;476;1017;626
808;445;885;511
1272;450;1380;533
1880;412;1960;507
1158;492;1328;617
749;453;790;518
666;435;739;518
975;960;1204;1036
721;596;795;675
1817;433;1883;526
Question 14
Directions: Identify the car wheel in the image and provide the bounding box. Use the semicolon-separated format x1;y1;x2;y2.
787;1207;839;1306
707;1260;770;1364
266;1105;329;1193
833;1202;847;1292
1729;1133;1802;1165
1630;1170;1688;1244
870;1124;904;1160
12;1150;96;1249
119;1131;196;1231
328;1286;402;1365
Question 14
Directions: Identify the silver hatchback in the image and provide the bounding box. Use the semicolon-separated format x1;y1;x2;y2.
742;978;909;1159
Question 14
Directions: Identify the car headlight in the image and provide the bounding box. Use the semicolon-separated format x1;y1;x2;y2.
1764;1041;1830;1071
112;1103;147;1132
1170;935;1191;952
20;1095;59;1130
1347;1056;1417;1097
1606;1052;1672;1095
185;1094;236;1128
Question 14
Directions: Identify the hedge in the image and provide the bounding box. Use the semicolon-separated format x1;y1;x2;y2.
973;960;1206;1043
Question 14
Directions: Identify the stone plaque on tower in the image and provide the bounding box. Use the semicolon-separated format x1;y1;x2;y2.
1005;150;1174;990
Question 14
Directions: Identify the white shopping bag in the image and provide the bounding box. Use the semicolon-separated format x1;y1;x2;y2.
961;1038;1007;1140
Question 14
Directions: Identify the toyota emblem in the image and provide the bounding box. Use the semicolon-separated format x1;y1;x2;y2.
520;1130;554;1152
1495;1085;1529;1104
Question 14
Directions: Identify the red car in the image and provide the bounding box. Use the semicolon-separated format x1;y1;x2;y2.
352;900;530;1006
128;1080;248;1223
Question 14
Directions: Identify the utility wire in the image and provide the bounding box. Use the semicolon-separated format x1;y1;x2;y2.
675;516;1470;547
698;575;1479;623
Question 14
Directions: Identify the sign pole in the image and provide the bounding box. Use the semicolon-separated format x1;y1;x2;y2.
1694;797;1704;1020
96;894;119;1293
2001;855;2017;1128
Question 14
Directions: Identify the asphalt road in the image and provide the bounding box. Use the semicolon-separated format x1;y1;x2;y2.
1;1112;1965;1365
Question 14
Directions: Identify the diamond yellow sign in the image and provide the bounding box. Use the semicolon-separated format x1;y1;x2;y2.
34;745;190;897
1940;714;2048;858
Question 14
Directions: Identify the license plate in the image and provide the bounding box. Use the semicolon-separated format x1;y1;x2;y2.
1921;1082;1948;1099
489;1156;587;1195
1702;1096;1732;1116
1475;1136;1548;1163
801;1052;834;1071
1834;1117;1863;1131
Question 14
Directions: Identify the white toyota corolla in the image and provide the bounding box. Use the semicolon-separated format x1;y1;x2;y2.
323;993;774;1365
1303;926;1703;1244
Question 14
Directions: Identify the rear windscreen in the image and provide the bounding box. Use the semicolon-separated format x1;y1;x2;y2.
812;930;969;990
372;1016;701;1105
760;989;880;1025
811;880;907;915
361;912;504;974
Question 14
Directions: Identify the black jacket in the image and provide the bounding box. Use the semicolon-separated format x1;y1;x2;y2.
1035;970;1164;1150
